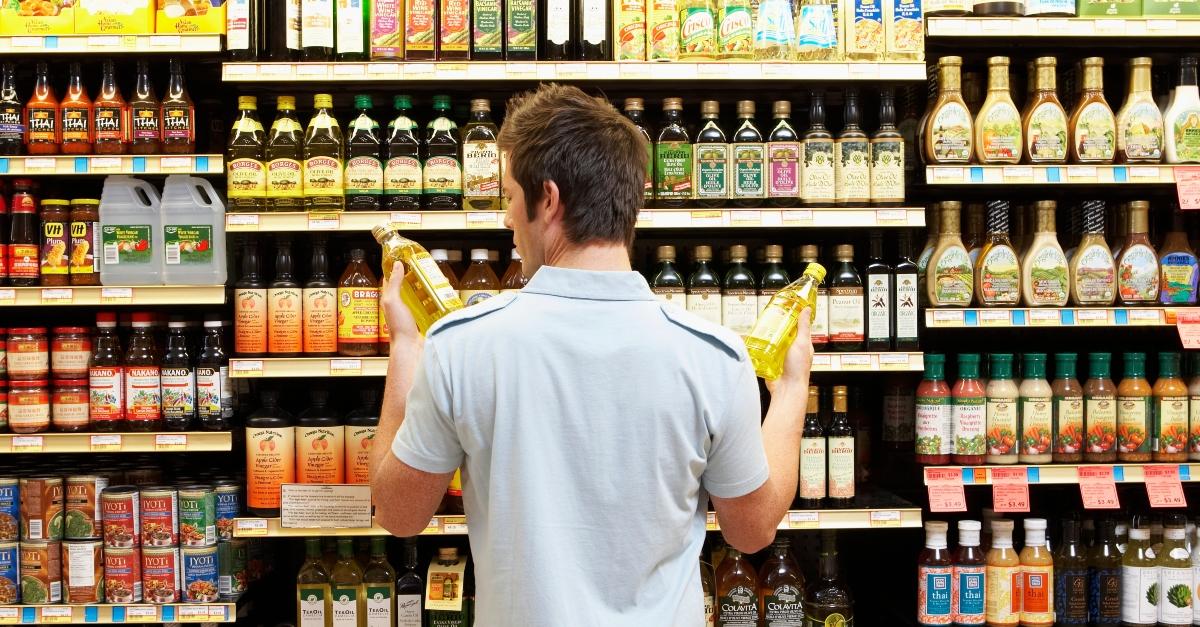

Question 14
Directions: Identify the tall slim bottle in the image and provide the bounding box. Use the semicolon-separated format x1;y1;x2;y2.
462;99;501;211
384;95;422;211
798;385;825;508
1116;58;1164;163
1088;518;1121;626
540;0;575;59
336;0;368;60
624;98;654;206
303;94;345;211
758;539;804;625
766;100;800;206
1166;57;1200;164
828;244;863;351
304;236;337;356
372;225;463;334
687;245;722;326
1121;527;1157;626
269;0;302;60
953;520;985;627
346;95;384;211
93;60;128;155
160;59;195;154
871;89;905;205
329;538;364;627
245;388;295;517
362;537;395;627
395;538;422;627
226;0;261;61
129;61;160;155
835;90;870;206
802;91;836;206
297;538;331;627
423;95;462;211
266;96;304;211
694;101;729;208
25;62;58;155
268;237;302;357
826;385;855;508
804;532;853;625
865;231;892;351
302;0;336;60
655;98;692;208
715;548;759;626
744;262;826;380
234;240;267;356
893;232;919;350
60;62;92;155
1055;519;1088;626
576;0;610;59
227;96;267;212
731;101;765;207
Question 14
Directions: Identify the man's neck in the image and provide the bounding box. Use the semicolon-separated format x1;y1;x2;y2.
547;242;633;272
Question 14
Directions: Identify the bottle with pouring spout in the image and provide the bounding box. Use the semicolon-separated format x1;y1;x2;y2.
372;225;464;335
744;262;826;380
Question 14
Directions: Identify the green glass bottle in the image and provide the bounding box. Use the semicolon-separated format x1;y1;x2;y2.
297;538;331;627
363;537;396;627
330;538;364;627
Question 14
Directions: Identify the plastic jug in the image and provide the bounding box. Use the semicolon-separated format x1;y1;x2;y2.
161;175;227;285
99;176;163;286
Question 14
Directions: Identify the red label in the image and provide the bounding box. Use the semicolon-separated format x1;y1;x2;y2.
89;366;124;423
1144;465;1187;508
101;493;140;548
140;494;179;547
925;467;967;513
1022;569;1050;612
9;244;38;279
124;366;160;421
990;467;1030;513
1078;466;1121;509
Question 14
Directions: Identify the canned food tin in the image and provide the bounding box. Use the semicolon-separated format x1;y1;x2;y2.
19;540;61;604
103;547;142;603
180;545;219;602
19;477;63;541
139;487;178;547
100;486;140;548
177;485;215;547
213;481;239;541
64;476;108;540
0;479;18;542
141;546;179;604
0;541;17;604
62;539;103;603
217;539;247;601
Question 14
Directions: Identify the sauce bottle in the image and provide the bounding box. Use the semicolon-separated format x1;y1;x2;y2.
835;91;869;206
1069;57;1116;164
722;244;757;336
1051;353;1084;463
1116;200;1159;305
1018;353;1053;464
1157;515;1192;627
975;56;1022;165
917;204;940;305
894;232;920;351
828;245;863;352
1021;57;1068;164
38;199;68;287
161;59;195;154
1089;518;1122;626
130;61;161;155
8;187;37;287
798;385;826;508
196;319;232;431
1054;519;1088;626
915;353;952;466
1020;518;1054;627
758;539;805;625
1116;58;1164;164
303;94;345;212
423;95;462;211
1020;200;1069;307
0;63;22;156
25;62;58;155
870;89;905;205
266;96;304;212
245;387;295;518
687;245;722;327
623;98;654;205
459;248;499;307
951;354;985;465
1190;352;1200;462
345;95;384;212
826;385;855;508
694;101;730;209
344;387;379;485
337;249;380;357
297;388;345;484
926;201;973;307
1122;526;1157;627
799;245;830;350
384;95;422;212
975;200;1020;306
766;100;798;207
303;236;337;357
1084;352;1118;463
462;99;501;212
1117;352;1152;462
59;62;92;155
986;519;1021;627
1069;200;1116;305
234;239;267;356
715;548;760;625
925;56;974;165
124;312;162;432
268;237;302;357
802;91;835;206
917;521;953;626
160;320;195;432
655;98;691;208
89;312;124;433
954;520;985;627
93;60;128;155
963;203;984;267
1154;352;1189;462
1165;57;1200;164
1158;211;1198;305
986;353;1019;464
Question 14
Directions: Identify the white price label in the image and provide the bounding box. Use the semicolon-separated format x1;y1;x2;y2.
467;212;499;227
24;157;55;171
100;287;134;302
782;210;813;223
1067;166;1097;180
91;157;122;170
297;64;329;76
932;167;965;182
389;212;422;226
231;360;264;376
0;289;14;303
40;288;72;303
90;434;122;451
876;209;907;223
86;35;121;47
870;510;902;526
125;606;158;622
149;35;181;47
11;436;43;452
1029;309;1059;325
235;518;269;536
226;213;261;228
980;309;1011;326
840;354;872;369
329;359;362;375
160;156;192;171
1130;166;1161;179
812;354;833;368
1002;166;1033;180
155;434;188;450
367;63;401;75
10;37;42;48
932;309;965;325
787;511;820;528
334;64;366;76
307;213;340;230
1077;309;1109;324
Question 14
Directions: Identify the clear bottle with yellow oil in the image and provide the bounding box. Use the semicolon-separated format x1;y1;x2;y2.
372;224;464;335
744;262;826;380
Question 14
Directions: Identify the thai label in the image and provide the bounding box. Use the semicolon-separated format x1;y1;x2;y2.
985;396;1018;456
299;585;330;627
954;565;986;624
195;367;224;421
163;106;191;140
953;396;985;456
89;366;123;423
828;286;864;343
799;436;826;499
985;565;1021;624
1054;396;1084;455
101;225;152;266
346;156;384;196
1074;103;1116;161
385;155;422;198
304;156;344;198
545;0;570;44
1085;396;1117;453
686;288;722;326
61;106;89;143
1020;396;1053;456
365;584;394;627
918;566;953;622
835;140;870;202
1119;102;1163;160
1171;106;1200;162
827;436;854;498
229;158;267;199
125;366;161;422
440;0;470;52
303;287;337;354
870;140;904;200
1157;566;1192;623
731;143;765;199
1021;566;1053;622
763;583;805;624
94;106;125;141
423;156;462;194
464;141;500;198
916;394;952;456
460;289;498;306
337;287;380;342
617;0;647;60
1117;396;1150;454
717;3;752;56
1159;252;1198;304
1121;566;1157;624
679;6;716;58
1026;103;1068;161
27;108;57;142
0;103;22;143
978;246;1020;304
932;247;972;305
40;219;67;277
721;289;757;335
1090;568;1120;623
895;271;918;340
847;0;884;58
505;0;537;54
132;105;159;140
1073;244;1116;303
302;0;334;47
336;0;365;54
930;103;972;162
718;585;759;625
648;0;679;61
268;287;303;353
1118;244;1159;302
1155;395;1189;455
161;366;195;421
1028;246;1069;305
813;291;829;343
694;144;730;199
801;141;835;202
655;141;692;200
405;0;436;51
268;159;303;198
234;288;268;354
979;103;1021;161
866;274;890;343
163;225;213;266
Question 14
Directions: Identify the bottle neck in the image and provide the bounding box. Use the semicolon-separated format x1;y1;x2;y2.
1180;63;1198;89
988;64;1011;93
1083;64;1104;93
985;201;1011;235
1128;207;1149;234
878;94;897;129
809;97;826;130
939;65;962;93
843;96;861;130
1035;65;1056;93
818;552;839;580
1035;207;1056;233
1129;65;1153;95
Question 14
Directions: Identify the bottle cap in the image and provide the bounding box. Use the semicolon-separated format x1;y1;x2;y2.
69;198;99;206
238;95;257;109
471;98;490;112
131;312;154;327
370;224;395;243
800;244;819;260
1023;353;1047;379
803;262;826;284
96;312;117;327
277;95;295;109
766;244;783;260
730;245;747;261
1053;353;1078;379
657;245;676;261
989;353;1014;379
925;521;949;549
168;321;187;329
694;245;712;261
958;353;981;379
1182;57;1198;68
958;520;981;547
940;56;963;67
1130;57;1152;67
431;249;449;261
773;100;791;116
393;94;412;110
924;354;946;380
624;97;644;111
835;244;853;260
438;547;458;560
737;100;755;116
204;320;221;328
662;98;683;111
1159;352;1181;378
354;94;372;109
991;519;1015;548
1035;56;1056;68
1123;352;1147;377
1128;200;1149;210
988;55;1009;67
471;248;488;261
700;100;719;115
432;95;451;109
313;94;333;109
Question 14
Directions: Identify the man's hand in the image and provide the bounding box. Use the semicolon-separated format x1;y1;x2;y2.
381;261;422;346
766;307;813;394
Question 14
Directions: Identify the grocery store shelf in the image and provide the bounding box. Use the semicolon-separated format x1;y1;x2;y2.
0;154;222;176
0;285;226;306
926;164;1179;185
222;61;928;83
234;515;468;537
923;463;1198;486
0;603;235;623
926;307;1180;328
0;34;222;54
0;431;231;454
231;352;924;378
927;16;1200;38
226;207;926;232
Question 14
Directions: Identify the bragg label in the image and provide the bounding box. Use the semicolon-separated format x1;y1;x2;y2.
346;425;377;485
139;487;178;547
19;540;61;605
181;546;219;603
228;158;267;199
0;480;17;543
142;546;180;604
304;156;345;197
338;287;380;344
214;483;240;542
65;476;108;540
178;486;216;547
63;539;103;604
246;427;295;511
267;159;303;199
104;547;142;603
19;477;63;542
100;487;140;548
0;542;16;605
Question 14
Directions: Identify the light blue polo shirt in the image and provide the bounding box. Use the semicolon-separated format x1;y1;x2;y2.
393;265;768;626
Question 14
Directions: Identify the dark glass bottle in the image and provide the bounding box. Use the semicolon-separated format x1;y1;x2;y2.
303;94;344;211
384;95;422;212
423;95;462;211
650;245;685;306
539;0;574;60
826;386;856;508
0;63;22;156
803;91;836;206
268;237;302;357
266;96;303;211
758;539;805;625
865;231;893;351
693;100;728;209
227;95;267;211
346;95;383;211
89;312;124;433
766;100;800;207
1055;518;1089;626
227;0;262;61
871;89;906;206
893;231;920;351
623;98;654;207
161;59;195;154
805;532;854;625
161;321;196;432
7;189;35;287
130;61;161;155
396;538;424;625
124;314;162;433
344;387;379;485
685;245;721;326
302;236;337;357
575;0;609;60
267;0;301;60
829;244;864;352
797;385;826;509
731;100;764;208
233;239;267;357
245;387;295;518
654;98;691;208
722;244;758;336
758;244;790;309
1088;518;1122;627
196;319;232;431
836;89;871;206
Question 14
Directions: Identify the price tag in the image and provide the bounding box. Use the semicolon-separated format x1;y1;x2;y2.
925;468;968;513
10;37;42;48
260;64;293;76
1147;19;1177;31
125;606;158;622
435;63;468;76
178;605;211;622
149;34;181;47
389;212;422;227
762;63;798;78
787;511;819;529
226;213;261;229
1077;309;1109;325
635;211;653;226
1092;18;1122;33
812;354;832;369
689;210;723;226
154;434;188;451
981;18;1013;32
1028;308;1058;326
698;64;729;78
879;352;913;369
86;35;121;47
404;63;435;77
24;157;55;172
931;309;965;326
231;360;264;377
869;510;901;527
1130;166;1161;180
39;288;72;304
442;516;468;534
1066;165;1097;181
618;63;651;78
1144;465;1187;508
0;289;14;305
555;63;586;77
932;167;965;182
990;467;1030;512
0;607;19;624
506;63;537;76
223;63;257;76
839;354;872;370
847;63;879;79
423;517;443;534
38;607;72;623
979;309;1011;327
330;359;362;376
89;434;122;452
781;210;813;224
91;157;122;172
730;210;761;226
234;518;269;537
875;209;907;224
100;287;133;304
367;63;400;75
1174;166;1200;210
705;512;718;530
11;436;43;453
160;156;192;172
297;64;328;76
308;213;341;230
1177;310;1200;348
1078;466;1121;509
334;64;367;76
467;212;499;228
1128;309;1164;325
1002;166;1033;181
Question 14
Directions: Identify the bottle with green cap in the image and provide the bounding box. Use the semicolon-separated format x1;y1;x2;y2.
385;96;422;212
423;95;463;211
1117;352;1152;462
1153;351;1189;462
303;93;345;211
346;94;383;212
952;353;985;465
1019;353;1053;463
744;262;826;381
916;353;953;465
1084;352;1118;463
986;353;1019;464
1051;352;1084;463
266;96;304;211
1190;352;1200;462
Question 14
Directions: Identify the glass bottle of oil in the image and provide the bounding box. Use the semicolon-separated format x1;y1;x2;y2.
384;95;423;212
1022;57;1068;164
297;538;332;627
975;56;1022;165
1122;527;1158;626
372;224;464;335
716;548;760;626
925;56;974;164
655;98;692;208
330;538;364;627
424;95;463;211
1156;514;1192;627
303;93;345;211
362;537;396;627
345;94;384;212
731;100;765;207
227;95;267;212
758;539;805;625
1069;57;1117;164
744;262;826;380
805;532;854;626
687;245;723;325
462;99;501;211
870;89;905;206
1116;58;1165;164
266;96;304;212
835;90;870;206
694;100;730;208
802;91;836;206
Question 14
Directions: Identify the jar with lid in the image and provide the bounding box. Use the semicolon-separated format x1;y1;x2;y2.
9;379;50;434
38;199;69;286
50;327;90;379
0;327;8;378
51;379;88;432
7;327;48;380
8;181;38;287
0;380;8;431
68;199;100;286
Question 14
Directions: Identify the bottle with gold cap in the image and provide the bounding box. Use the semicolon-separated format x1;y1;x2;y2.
1116;200;1160;305
731;100;765;207
925;56;974;165
693;100;729;208
266;95;304;211
227;95;267;212
623;98;655;206
463;99;501;212
766;100;800;207
744;261;826;380
1069;57;1116;164
303;93;345;211
800;244;830;351
1022;57;1068;164
758;244;791;313
826;385;856;507
926;201;973;306
372;224;464;335
975;56;1022;165
797;385;826;508
1020;200;1069;307
723;245;758;336
656;98;692;208
651;245;685;307
828;244;864;352
687;245;722;325
1116;58;1165;164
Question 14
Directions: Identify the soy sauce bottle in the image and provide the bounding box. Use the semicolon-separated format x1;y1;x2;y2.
196;319;232;431
161;320;196;431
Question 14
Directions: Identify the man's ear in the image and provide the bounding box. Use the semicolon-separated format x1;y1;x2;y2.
540;180;562;224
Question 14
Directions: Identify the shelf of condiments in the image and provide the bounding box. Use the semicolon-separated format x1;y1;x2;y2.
225;90;908;215
925;0;1200;16
926;16;1200;39
918;200;1197;309
915;351;1200;467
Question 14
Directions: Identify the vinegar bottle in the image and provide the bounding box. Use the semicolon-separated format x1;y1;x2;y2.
798;385;826;508
1088;518;1121;627
1084;352;1118;463
1020;518;1054;627
296;538;331;627
1054;519;1088;626
915;353;952;465
1117;352;1152;462
88;311;124;432
233;239;267;356
953;520;985;627
344;387;379;485
459;249;499;306
952;353;985;465
826;385;855;508
744;262;826;381
758;539;805;624
268;237;302;357
715;548;760;626
917;521;953;626
337;249;380;357
195;319;232;431
246;387;295;518
296;388;345;484
303;236;337;356
1121;527;1157;626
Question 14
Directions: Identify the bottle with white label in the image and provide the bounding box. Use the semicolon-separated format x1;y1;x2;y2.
918;521;954;625
798;385;826;508
758;245;790;313
722;245;758;336
954;520;986;626
687;245;723;326
1123;527;1158;626
335;0;367;60
459;248;500;307
1019;353;1054;464
396;538;423;627
362;538;395;627
297;539;331;627
894;232;920;350
1157;515;1192;627
828;244;864;352
301;0;335;60
826;385;855;508
1166;57;1200;164
329;539;364;627
800;245;830;350
865;231;892;351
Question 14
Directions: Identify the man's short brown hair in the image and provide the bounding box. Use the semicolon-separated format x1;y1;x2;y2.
498;84;647;246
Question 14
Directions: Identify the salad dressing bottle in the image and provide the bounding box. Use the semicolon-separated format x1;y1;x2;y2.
917;204;941;304
1069;200;1116;305
1020;518;1054;627
1156;515;1192;627
1117;352;1152;462
1069;57;1117;163
985;353;1019;464
1051;353;1084;463
975;56;1022;164
953;520;986;627
975;200;1020;306
1116;201;1159;305
1018;353;1053;464
1164;57;1200;164
1158;211;1198;305
925;57;974;164
1022;57;1068;164
1190;352;1200;462
1084;353;1118;463
952;354;985;465
926;201;973;307
1116;58;1164;164
986;519;1021;627
1020;201;1069;307
1153;352;1189;463
1122;527;1157;626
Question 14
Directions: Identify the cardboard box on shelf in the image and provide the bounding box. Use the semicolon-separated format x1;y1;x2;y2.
156;0;225;33
1141;0;1199;15
0;0;76;35
1076;0;1140;16
75;0;155;33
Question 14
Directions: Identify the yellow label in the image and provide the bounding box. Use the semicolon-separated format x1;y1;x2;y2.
304;156;344;196
267;159;303;198
229;157;267;198
985;564;1022;623
337;287;380;342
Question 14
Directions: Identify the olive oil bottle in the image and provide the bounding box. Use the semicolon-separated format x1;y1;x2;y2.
651;245;685;306
462;99;501;211
745;262;825;380
303;93;345;211
346;94;384;211
623;98;655;206
227;95;267;211
297;538;331;627
731;100;765;207
385;95;423;212
722;244;758;336
362;538;396;627
266;96;304;211
423;95;463;211
802;91;836;206
693;100;730;208
655;98;692;207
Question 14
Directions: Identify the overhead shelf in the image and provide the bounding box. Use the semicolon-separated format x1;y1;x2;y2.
0;34;222;54
923;463;1197;486
222;61;928;83
0;154;222;176
927;16;1200;38
926;307;1180;328
0;603;235;624
0;431;232;454
926;164;1179;185
0;285;226;306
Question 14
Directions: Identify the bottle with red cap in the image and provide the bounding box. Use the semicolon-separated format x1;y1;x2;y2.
8;180;37;287
90;312;124;432
125;312;161;432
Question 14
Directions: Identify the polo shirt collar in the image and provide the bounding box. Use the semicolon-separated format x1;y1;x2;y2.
521;265;657;301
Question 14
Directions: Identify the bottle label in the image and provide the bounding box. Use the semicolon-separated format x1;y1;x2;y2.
9;243;36;279
1121;565;1157;623
336;0;365;53
1118;244;1160;302
866;273;890;343
894;271;918;341
916;395;952;456
930;102;972;162
811;291;829;344
363;584;393;627
870;140;904;201
229;158;268;199
1119;102;1164;160
246;427;295;509
753;0;794;48
1074;102;1116;161
694;143;730;199
1073;244;1116;303
94;106;125;142
716;5;751;55
464;140;500;198
101;225;152;266
299;585;328;627
9;387;48;430
298;425;345;484
124;366;161;422
406;0;437;51
346;156;384;196
1054;396;1084;455
160;366;195;420
954;565;985;624
345;425;375;485
1117;396;1150;455
1156;395;1189;455
718;585;759;625
1090;568;1120;623
0;104;22;142
653;286;685;307
721;289;757;335
765;141;800;198
437;0;470;51
686;288;722;326
704;593;715;626
304;156;345;198
268;287;303;353
1020;396;1053;457
985;396;1018;456
505;0;536;54
460;289;498;307
302;0;335;47
88;366;123;423
978;245;1020;304
679;7;716;57
27;108;57;142
648;0;680;61
953;396;985;456
1021;566;1053;619
234;288;268;354
1159;252;1197;304
655;141;692;200
763;584;804;623
385;156;422;196
801;141;835;202
303;287;337;354
423;156;462;195
918;566;953;620
396;593;421;627
1191;393;1200;455
828;286;864;343
545;0;570;44
268;159;303;199
1172;106;1200;162
40;220;68;277
330;585;360;627
796;4;835;47
835;140;870;202
1026;103;1068;161
883;390;914;443
979;102;1021;161
162;105;191;140
195;367;222;419
799;435;826;499
61;106;89;143
1085;396;1117;454
1028;246;1069;305
932;247;973;306
227;0;251;50
827;435;854;498
731;143;764;199
163;225;213;266
1158;566;1192;623
338;287;380;343
473;0;503;53
132;106;159;140
984;564;1021;623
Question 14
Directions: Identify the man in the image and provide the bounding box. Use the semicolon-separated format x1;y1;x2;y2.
371;84;812;626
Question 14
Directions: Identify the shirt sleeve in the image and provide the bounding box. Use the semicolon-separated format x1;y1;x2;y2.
391;340;464;474
701;363;769;499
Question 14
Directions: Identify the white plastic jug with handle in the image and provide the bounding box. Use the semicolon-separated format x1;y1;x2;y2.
99;176;163;286
161;175;227;285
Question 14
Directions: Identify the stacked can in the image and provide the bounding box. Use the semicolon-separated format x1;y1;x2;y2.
213;480;246;602
62;475;107;604
177;485;217;604
100;485;152;604
18;476;62;604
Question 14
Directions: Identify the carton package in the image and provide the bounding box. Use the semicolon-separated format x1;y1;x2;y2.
1141;0;1198;16
1076;0;1139;16
75;0;154;33
156;0;226;33
0;0;76;35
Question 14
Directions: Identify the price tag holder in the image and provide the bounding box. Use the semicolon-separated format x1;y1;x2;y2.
159;156;192;172
124;606;158;622
308;213;341;230
90;156;122;172
234;518;269;537
689;210;724;226
226;213;261;230
39;607;72;623
154;434;188;451
979;309;1011;327
329;359;362;376
1176;310;1200;349
1002;166;1033;182
812;354;832;370
89;434;122;452
467;212;499;228
1067;165;1098;181
1175;166;1200;210
1144;465;1187;508
178;605;211;622
787;511;819;529
1078;466;1121;509
705;512;718;530
1077;309;1109;326
781;210;813;225
1130;166;1161;180
925;468;968;513
231;360;264;377
869;510;902;528
422;517;443;534
333;64;367;76
1029;308;1059;326
840;354;872;370
100;287;133;304
0;289;14;305
0;607;19;624
875;209;908;224
990;467;1030;513
442;516;468;534
932;167;965;183
40;288;72;304
879;352;913;370
931;309;966;326
730;210;761;226
10;436;42;453
1128;309;1164;325
389;212;422;227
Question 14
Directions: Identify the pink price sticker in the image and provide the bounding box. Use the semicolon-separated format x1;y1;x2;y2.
1144;465;1187;509
925;467;967;513
1078;466;1120;509
990;467;1030;513
1176;310;1200;349
1175;166;1200;210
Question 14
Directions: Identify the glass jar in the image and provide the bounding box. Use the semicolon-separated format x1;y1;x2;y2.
7;328;48;381
0;381;9;432
38;199;69;287
50;327;91;379
51;379;89;433
0;327;8;378
9;379;50;434
68;199;100;286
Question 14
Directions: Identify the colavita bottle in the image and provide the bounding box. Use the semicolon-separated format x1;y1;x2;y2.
952;354;986;465
655;98;691;208
329;538;364;627
161;321;196;431
715;548;759;626
798;385;825;508
228;96;267;211
459;248;500;307
974;200;1020;306
721;245;757;336
124;313;161;432
1070;57;1117;163
758;539;804;626
385;95;422;212
266;96;304;211
268;238;302;357
1022;57;1068;164
1117;201;1159;305
1122;527;1157;626
925;56;974;164
1089;518;1122;626
303;94;345;211
246;387;296;517
304;236;337;357
1018;353;1054;464
1084;352;1118;463
1021;200;1069;307
731;101;764;207
871;89;905;205
196;319;232;431
1070;200;1116;305
161;59;194;154
93;60;128;155
463;99;501;211
424;96;462;211
865;231;892;351
828;244;863;351
129;61;160;155
687;245;722;326
297;388;345;484
1117;58;1164;163
234;240;267;356
1052;353;1084;463
345;95;384;212
297;538;331;627
25;62;58;155
975;56;1022;164
694;101;729;208
1117;352;1152;462
540;0;574;60
650;245;685;307
0;63;21;156
623;98;654;205
344;388;379;485
89;312;124;432
337;249;380;357
805;533;853;626
827;385;855;508
802;91;836;206
1153;352;1189;462
894;232;919;350
836;90;870;206
60;62;92;155
953;520;985;627
916;353;952;465
766;100;799;206
927;201;973;307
